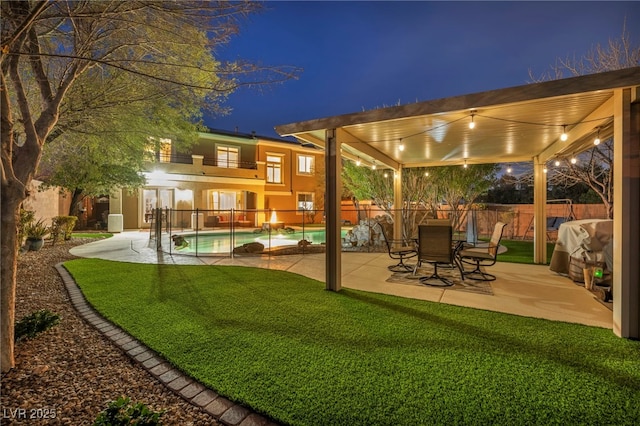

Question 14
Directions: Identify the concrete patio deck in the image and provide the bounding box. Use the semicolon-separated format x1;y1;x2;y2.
70;231;613;330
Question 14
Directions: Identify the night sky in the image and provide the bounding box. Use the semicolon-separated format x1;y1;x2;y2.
205;1;640;139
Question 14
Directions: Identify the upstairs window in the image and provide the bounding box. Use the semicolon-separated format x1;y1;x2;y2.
297;155;314;175
217;146;239;168
266;155;283;183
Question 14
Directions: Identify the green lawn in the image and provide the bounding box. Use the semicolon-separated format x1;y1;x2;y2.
64;259;640;426
499;239;556;264
71;232;113;239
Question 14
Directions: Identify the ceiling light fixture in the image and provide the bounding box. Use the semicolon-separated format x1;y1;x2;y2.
469;111;476;129
594;127;601;145
463;159;468;169
560;125;568;141
398;138;405;152
355;157;361;166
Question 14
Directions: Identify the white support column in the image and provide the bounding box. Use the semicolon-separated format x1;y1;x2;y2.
612;88;639;339
393;166;403;241
325;128;342;292
108;189;124;233
532;156;547;264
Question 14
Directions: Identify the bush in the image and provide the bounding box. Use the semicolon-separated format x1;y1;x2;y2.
93;396;164;426
51;215;78;245
14;310;61;342
18;209;36;245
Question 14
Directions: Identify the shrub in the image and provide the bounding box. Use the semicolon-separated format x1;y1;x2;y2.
93;396;164;426
51;216;78;245
18;209;36;245
14;310;61;342
24;219;50;239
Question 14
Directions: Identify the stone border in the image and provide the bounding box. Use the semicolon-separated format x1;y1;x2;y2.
55;263;278;426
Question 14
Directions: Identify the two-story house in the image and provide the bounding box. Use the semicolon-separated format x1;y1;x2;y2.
106;128;324;231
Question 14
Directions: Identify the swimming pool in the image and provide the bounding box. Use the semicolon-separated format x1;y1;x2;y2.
174;229;341;255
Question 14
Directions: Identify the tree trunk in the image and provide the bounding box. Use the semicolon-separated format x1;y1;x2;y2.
1;185;24;372
68;188;85;217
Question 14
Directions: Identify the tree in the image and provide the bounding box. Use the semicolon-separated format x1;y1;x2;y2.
37;67;205;217
430;164;500;232
549;139;613;217
526;23;638;219
341;162;498;239
1;1;300;372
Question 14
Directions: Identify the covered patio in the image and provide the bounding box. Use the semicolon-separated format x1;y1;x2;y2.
275;67;640;338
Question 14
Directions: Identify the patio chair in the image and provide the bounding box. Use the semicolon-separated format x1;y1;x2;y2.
416;220;464;287
458;222;507;281
378;222;418;272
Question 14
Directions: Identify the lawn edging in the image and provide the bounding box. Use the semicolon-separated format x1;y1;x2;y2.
55;263;277;426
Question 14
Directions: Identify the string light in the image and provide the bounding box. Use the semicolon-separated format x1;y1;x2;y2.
469;111;476;129
424;171;429;177
554;160;560;167
594;127;601;145
543;166;548;174
398;138;405;151
355;157;361;166
371;161;377;170
506;164;512;174
560;125;568;141
570;157;577;164
463;159;468;169
383;172;388;178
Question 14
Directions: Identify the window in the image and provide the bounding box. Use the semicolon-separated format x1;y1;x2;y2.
266;155;283;183
146;137;172;162
210;191;237;210
297;192;314;211
217;146;239;168
297;155;314;175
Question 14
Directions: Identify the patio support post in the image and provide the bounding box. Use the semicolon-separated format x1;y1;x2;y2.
394;166;403;241
612;87;639;339
325;128;342;292
532;156;547;264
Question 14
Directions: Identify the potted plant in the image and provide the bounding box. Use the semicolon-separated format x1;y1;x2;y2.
25;219;50;251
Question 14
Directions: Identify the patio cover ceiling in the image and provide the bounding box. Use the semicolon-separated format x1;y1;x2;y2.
275;67;640;170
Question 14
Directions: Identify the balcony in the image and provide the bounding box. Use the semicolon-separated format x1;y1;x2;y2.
147;153;263;180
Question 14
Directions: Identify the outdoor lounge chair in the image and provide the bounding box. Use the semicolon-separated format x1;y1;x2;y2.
416;220;464;287
458;222;507;281
379;222;418;272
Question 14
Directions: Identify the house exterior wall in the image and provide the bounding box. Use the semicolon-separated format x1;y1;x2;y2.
119;129;324;230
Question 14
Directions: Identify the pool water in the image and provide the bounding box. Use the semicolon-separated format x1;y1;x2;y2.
175;229;340;254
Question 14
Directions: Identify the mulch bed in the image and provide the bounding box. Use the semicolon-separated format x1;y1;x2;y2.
1;239;219;425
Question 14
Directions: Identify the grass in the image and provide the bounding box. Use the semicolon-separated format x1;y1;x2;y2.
72;232;113;239
64;259;640;426
499;239;556;264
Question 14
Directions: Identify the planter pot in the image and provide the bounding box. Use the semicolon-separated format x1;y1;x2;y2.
27;237;45;251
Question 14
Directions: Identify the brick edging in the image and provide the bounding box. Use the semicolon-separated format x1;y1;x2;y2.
55;263;277;426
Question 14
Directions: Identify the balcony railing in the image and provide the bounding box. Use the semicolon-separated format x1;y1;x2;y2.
154;153;257;170
202;157;257;169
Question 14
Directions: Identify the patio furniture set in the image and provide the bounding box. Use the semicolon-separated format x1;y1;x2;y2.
381;220;507;287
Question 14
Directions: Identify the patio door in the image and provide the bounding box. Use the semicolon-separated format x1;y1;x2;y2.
142;188;174;225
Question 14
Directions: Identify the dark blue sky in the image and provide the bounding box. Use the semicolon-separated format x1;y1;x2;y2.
205;1;640;139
